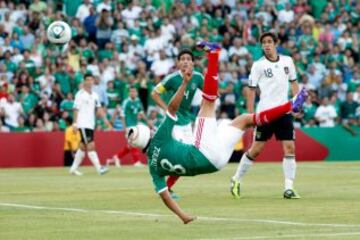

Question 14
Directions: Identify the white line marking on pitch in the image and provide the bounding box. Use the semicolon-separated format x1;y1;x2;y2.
1;202;360;229
198;231;360;240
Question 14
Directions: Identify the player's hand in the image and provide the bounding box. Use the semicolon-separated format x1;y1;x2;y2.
292;112;302;119
182;215;197;224
183;67;193;84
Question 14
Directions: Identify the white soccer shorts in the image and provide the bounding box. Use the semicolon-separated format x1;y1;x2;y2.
193;117;244;170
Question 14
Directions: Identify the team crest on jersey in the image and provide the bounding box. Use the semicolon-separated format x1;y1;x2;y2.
191;83;196;90
284;67;289;74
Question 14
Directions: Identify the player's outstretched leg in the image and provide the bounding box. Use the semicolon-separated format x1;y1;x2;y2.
197;41;221;103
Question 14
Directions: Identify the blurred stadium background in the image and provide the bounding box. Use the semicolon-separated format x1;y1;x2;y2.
0;0;360;239
0;0;359;165
0;0;360;166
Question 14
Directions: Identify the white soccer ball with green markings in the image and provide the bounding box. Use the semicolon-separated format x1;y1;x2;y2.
47;21;72;44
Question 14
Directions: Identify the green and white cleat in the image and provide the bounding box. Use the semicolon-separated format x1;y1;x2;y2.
283;189;301;199
230;179;241;199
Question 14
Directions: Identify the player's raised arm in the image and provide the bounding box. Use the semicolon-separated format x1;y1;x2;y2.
167;67;192;117
151;88;168;112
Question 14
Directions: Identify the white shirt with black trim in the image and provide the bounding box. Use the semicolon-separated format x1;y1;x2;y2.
73;89;101;130
249;55;297;112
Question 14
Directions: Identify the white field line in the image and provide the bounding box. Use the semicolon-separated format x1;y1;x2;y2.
1;202;360;229
198;231;360;240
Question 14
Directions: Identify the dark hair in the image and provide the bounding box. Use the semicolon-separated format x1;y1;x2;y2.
259;32;278;44
84;73;94;80
177;49;194;61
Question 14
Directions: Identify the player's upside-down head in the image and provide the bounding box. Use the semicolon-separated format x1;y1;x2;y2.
127;124;151;152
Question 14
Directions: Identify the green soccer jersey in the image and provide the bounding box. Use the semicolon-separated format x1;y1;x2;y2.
155;71;204;126
54;71;72;95
106;88;120;109
147;114;218;193
122;97;144;127
303;103;317;122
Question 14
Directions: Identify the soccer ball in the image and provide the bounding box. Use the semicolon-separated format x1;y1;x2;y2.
46;21;71;44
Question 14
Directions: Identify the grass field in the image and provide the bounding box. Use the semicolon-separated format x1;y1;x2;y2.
1;162;360;240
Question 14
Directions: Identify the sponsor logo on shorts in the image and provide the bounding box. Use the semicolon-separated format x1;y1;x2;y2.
256;131;262;139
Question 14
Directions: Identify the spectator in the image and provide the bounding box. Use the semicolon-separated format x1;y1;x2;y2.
277;3;295;24
315;97;338;127
341;92;359;135
83;6;97;43
306;64;324;89
301;97;317;127
110;22;129;48
19;26;35;50
12;115;30;132
95;9;113;49
121;0;142;28
33;117;46;132
96;0;112;13
29;0;47;13
76;0;92;23
150;50;175;77
0;94;23;129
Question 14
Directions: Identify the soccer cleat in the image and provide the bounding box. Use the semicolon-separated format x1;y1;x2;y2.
196;41;221;52
99;166;109;175
169;189;181;200
230;178;241;199
292;88;308;113
69;170;83;176
283;189;301;199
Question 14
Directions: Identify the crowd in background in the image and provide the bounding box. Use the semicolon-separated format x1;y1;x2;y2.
0;0;359;134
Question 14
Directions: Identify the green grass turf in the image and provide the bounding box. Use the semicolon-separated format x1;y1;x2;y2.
1;162;360;240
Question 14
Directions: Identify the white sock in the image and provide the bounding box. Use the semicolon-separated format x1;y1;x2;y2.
70;149;85;172
233;153;254;182
88;151;102;173
283;155;296;190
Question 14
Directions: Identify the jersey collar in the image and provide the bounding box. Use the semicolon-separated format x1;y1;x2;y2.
265;54;280;63
178;70;193;79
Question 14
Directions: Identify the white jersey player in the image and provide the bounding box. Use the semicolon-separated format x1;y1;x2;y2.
69;73;111;176
231;32;301;199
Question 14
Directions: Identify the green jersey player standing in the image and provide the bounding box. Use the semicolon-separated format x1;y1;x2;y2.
151;49;204;195
126;42;308;224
